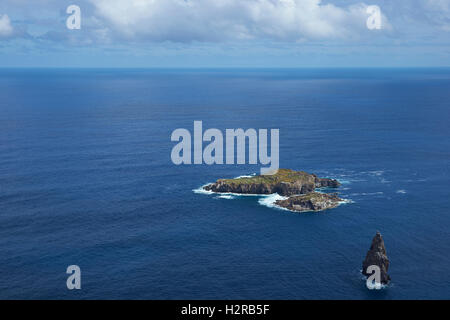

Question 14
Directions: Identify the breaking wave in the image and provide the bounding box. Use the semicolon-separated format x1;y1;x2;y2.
215;194;236;200
192;183;215;195
258;193;290;211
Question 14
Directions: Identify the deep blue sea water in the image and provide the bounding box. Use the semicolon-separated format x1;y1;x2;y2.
0;68;449;299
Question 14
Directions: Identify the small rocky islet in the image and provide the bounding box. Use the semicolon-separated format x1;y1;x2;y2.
203;169;344;212
362;231;391;285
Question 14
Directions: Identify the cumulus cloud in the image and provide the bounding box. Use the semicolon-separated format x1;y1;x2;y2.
90;0;384;42
0;14;13;38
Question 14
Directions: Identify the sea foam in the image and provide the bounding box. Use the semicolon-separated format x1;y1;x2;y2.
215;194;236;200
257;193;290;211
193;183;215;195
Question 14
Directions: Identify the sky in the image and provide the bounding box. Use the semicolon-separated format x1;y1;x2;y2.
0;0;449;68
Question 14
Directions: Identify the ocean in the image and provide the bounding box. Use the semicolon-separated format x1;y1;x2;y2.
0;68;449;299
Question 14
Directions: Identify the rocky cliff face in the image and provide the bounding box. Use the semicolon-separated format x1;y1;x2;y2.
275;192;342;212
203;169;340;196
362;232;391;284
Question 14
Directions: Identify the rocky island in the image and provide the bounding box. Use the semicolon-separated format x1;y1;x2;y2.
203;169;343;212
275;192;342;212
204;169;340;196
362;231;391;285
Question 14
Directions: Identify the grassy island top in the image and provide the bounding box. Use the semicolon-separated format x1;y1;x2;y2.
287;192;339;201
217;169;315;185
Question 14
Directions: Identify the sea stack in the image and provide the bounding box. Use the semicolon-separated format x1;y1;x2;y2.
362;231;391;284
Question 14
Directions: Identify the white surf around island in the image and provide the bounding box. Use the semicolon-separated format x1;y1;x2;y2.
192;173;259;197
193;180;352;213
359;272;389;290
193;183;264;198
193;183;292;211
215;194;236;200
257;193;291;212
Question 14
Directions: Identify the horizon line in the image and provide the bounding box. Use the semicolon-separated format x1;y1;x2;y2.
1;66;450;70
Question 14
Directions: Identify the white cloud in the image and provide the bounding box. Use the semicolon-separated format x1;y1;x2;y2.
0;14;13;38
423;0;450;31
90;0;385;42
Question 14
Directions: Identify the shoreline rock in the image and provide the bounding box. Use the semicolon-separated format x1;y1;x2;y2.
362;231;391;285
275;192;343;212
